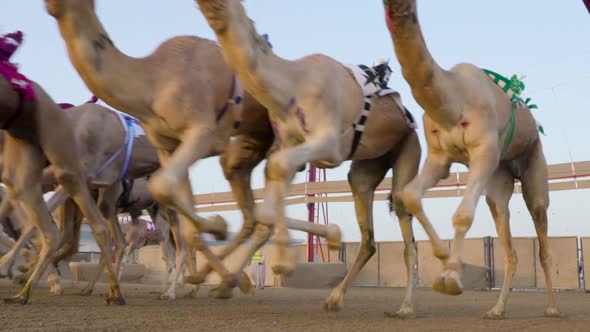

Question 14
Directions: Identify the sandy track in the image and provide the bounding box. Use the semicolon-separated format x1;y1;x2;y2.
0;280;589;331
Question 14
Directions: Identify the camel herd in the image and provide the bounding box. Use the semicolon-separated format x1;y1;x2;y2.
0;0;562;320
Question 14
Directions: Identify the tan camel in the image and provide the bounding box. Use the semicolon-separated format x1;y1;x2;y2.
194;0;423;309
382;0;560;318
0;31;123;304
1;101;190;300
47;0;342;298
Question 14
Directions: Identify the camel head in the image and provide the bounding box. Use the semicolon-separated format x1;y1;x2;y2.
45;0;95;20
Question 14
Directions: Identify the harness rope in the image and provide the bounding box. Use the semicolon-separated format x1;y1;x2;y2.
483;69;543;157
215;75;243;129
94;114;139;181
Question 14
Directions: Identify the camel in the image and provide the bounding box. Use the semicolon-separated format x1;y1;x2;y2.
194;0;423;310
46;0;342;298
382;0;560;318
72;177;181;298
0;100;191;300
0;30;124;304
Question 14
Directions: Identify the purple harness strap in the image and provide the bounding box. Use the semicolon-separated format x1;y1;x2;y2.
215;75;243;129
93;113;138;181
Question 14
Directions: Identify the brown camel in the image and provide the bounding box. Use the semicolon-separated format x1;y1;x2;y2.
194;0;423;309
382;0;560;318
46;0;341;298
0;31;123;304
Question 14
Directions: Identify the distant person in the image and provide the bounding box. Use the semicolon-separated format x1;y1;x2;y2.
250;249;266;289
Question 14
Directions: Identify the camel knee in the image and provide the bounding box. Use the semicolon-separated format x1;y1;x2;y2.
452;209;474;234
505;250;518;274
530;203;548;224
265;154;292;182
148;171;178;206
399;187;422;216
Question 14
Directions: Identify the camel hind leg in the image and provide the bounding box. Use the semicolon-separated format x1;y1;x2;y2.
520;142;561;318
1;139;57;305
385;131;421;319
324;154;390;312
482;166;516;319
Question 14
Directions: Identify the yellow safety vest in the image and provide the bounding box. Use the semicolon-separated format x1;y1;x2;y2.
251;250;263;263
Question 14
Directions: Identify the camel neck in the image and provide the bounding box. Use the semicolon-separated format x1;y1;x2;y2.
56;8;149;113
196;0;291;113
385;5;458;127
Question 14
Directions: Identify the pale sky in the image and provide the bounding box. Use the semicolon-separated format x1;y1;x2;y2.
3;1;590;243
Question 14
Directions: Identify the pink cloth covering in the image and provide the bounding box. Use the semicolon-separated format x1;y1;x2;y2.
0;31;35;102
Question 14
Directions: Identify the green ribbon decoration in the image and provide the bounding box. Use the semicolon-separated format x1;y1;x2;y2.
482;69;544;157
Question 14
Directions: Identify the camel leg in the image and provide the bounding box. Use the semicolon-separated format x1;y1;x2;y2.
155;217;173;294
159;208;187;300
0;223;34;278
1;141;58;304
520;143;561;317
188;135;267;291
53;199;82;264
385;132;421;319
433;144;499;296
399;155;450;266
185;247;200;298
324;155;390;312
482;167;516;319
47;263;62;296
260;132;341;276
97;185;126;278
148;129;227;243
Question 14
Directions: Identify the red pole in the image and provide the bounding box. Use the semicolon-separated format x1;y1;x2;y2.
307;164;317;262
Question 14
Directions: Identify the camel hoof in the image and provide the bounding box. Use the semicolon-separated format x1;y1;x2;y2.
432;274;463;296
544;307;562;318
49;288;63;296
327;224;342;250
323;291;344;312
78;288;93;297
183;289;198;299
3;295;28;305
238;271;253;295
159;292;176;301
183;273;206;285
385;307;416;319
208;215;228;241
106;295;126;305
209;286;234;300
271;259;295;276
483;309;505;320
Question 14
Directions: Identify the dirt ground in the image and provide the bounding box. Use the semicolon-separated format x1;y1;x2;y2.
0;280;589;332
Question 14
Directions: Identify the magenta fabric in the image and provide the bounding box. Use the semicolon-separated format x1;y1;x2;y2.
58;103;75;109
0;31;23;60
0;60;35;102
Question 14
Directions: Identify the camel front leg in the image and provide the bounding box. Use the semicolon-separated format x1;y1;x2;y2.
260;132;342;276
148;128;227;242
400;154;450;267
434;143;499;296
189;135;267;289
482;167;516;319
324;156;390;312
